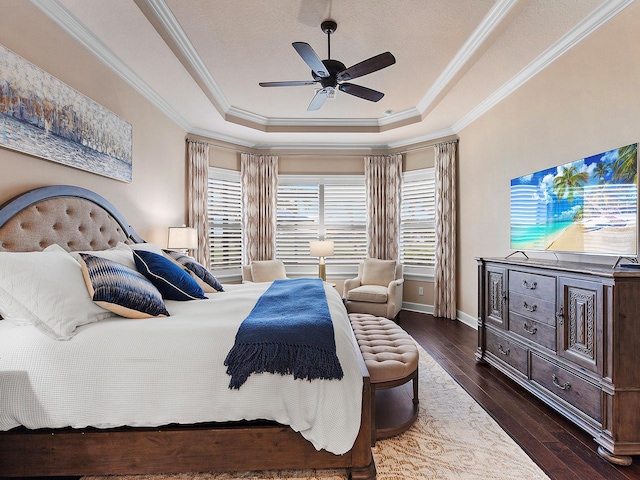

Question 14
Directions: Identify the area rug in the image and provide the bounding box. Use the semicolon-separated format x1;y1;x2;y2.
83;344;549;480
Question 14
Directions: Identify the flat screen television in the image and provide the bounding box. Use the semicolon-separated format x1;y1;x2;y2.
510;143;638;257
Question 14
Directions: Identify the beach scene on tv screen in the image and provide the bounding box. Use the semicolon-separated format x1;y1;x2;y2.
510;143;638;255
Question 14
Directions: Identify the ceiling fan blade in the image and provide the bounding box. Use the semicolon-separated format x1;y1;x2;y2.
259;81;318;87
292;42;329;78
337;51;396;82
338;83;384;102
308;88;330;111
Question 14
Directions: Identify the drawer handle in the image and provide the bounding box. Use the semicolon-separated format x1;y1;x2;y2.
522;280;537;290
498;344;510;356
523;323;537;335
523;301;537;312
552;374;571;391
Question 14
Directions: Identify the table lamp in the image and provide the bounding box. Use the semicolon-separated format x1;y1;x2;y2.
167;226;198;254
309;240;334;281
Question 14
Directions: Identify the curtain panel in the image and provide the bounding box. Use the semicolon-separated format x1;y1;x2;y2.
241;153;278;263
433;140;457;320
187;140;210;267
364;154;402;260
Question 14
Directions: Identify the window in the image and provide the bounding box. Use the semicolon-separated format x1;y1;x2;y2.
277;175;367;275
207;167;242;274
207;167;435;279
400;168;435;277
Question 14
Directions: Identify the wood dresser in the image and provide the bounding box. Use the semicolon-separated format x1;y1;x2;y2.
476;256;640;466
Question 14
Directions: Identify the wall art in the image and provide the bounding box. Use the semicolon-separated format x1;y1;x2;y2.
0;44;132;182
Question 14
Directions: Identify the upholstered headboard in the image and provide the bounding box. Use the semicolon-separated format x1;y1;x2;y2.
0;185;143;252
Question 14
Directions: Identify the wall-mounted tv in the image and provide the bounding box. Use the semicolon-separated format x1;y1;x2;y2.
510;143;638;256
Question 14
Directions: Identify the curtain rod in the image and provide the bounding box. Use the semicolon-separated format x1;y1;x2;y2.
186;138;457;156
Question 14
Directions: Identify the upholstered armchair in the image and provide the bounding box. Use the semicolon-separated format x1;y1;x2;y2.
343;258;404;320
242;259;288;283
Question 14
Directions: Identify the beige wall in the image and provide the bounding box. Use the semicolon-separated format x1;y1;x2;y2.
457;2;640;321
0;1;187;246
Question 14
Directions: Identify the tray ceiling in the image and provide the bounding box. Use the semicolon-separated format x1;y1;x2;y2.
34;0;632;150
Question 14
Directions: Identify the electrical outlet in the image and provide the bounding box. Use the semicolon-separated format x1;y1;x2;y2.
418;287;424;296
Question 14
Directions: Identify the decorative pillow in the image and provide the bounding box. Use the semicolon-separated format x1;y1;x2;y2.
163;249;224;292
70;242;136;270
250;260;288;283
78;253;169;319
133;250;206;301
361;258;397;287
0;244;114;340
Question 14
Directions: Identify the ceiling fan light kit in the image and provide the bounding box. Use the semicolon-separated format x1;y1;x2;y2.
259;19;395;111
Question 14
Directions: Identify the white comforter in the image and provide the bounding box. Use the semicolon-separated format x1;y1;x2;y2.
0;281;363;454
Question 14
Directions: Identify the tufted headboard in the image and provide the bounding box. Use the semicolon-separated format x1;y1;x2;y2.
0;185;144;252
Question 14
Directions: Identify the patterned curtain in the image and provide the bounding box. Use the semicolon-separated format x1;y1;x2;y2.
241;153;278;263
364;154;402;260
187;140;210;267
433;140;458;319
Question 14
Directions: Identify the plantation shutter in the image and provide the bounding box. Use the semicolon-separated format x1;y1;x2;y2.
207;168;242;270
401;168;436;269
276;183;320;264
324;183;367;264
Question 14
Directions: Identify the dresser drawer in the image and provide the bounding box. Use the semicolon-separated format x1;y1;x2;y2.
509;270;556;301
530;353;601;422
509;291;556;326
485;328;528;375
509;312;556;351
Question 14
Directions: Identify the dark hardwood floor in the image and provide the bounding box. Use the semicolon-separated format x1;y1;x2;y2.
396;309;640;480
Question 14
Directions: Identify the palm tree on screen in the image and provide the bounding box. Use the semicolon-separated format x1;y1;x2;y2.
612;144;638;184
552;165;589;203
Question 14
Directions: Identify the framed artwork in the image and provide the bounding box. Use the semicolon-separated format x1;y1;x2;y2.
0;44;132;182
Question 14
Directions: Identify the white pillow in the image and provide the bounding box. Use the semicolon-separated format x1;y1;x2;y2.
129;242;165;256
69;242;136;270
0;244;114;340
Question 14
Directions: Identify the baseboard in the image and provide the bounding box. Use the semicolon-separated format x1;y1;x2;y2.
402;302;477;330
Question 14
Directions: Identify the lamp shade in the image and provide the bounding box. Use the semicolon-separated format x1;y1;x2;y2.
309;240;334;258
167;227;198;249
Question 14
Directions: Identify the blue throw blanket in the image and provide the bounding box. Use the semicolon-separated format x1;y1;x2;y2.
224;278;344;389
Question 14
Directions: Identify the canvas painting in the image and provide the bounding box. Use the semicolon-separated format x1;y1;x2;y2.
0;45;132;182
510;143;638;256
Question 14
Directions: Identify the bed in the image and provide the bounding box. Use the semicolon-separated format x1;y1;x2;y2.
0;185;375;479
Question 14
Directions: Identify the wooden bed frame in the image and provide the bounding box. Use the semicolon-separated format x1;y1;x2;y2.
0;185;375;479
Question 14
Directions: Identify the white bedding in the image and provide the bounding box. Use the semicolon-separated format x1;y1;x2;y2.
0;281;363;455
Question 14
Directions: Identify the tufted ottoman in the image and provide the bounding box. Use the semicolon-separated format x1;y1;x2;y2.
348;313;419;445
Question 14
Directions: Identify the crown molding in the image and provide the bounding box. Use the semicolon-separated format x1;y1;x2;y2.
29;0;193;133
416;0;520;113
141;0;231;112
226;106;382;129
188;127;257;149
378;107;422;126
387;128;457;150
452;0;634;134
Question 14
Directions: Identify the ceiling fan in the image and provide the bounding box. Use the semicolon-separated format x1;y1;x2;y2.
259;20;396;111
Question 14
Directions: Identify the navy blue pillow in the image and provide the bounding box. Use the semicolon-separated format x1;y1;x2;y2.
163;249;224;292
133;250;206;301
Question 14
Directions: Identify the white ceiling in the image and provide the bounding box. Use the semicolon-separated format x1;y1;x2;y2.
32;0;632;150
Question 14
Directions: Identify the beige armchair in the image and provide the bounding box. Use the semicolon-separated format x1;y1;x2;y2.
242;259;288;283
343;258;404;320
